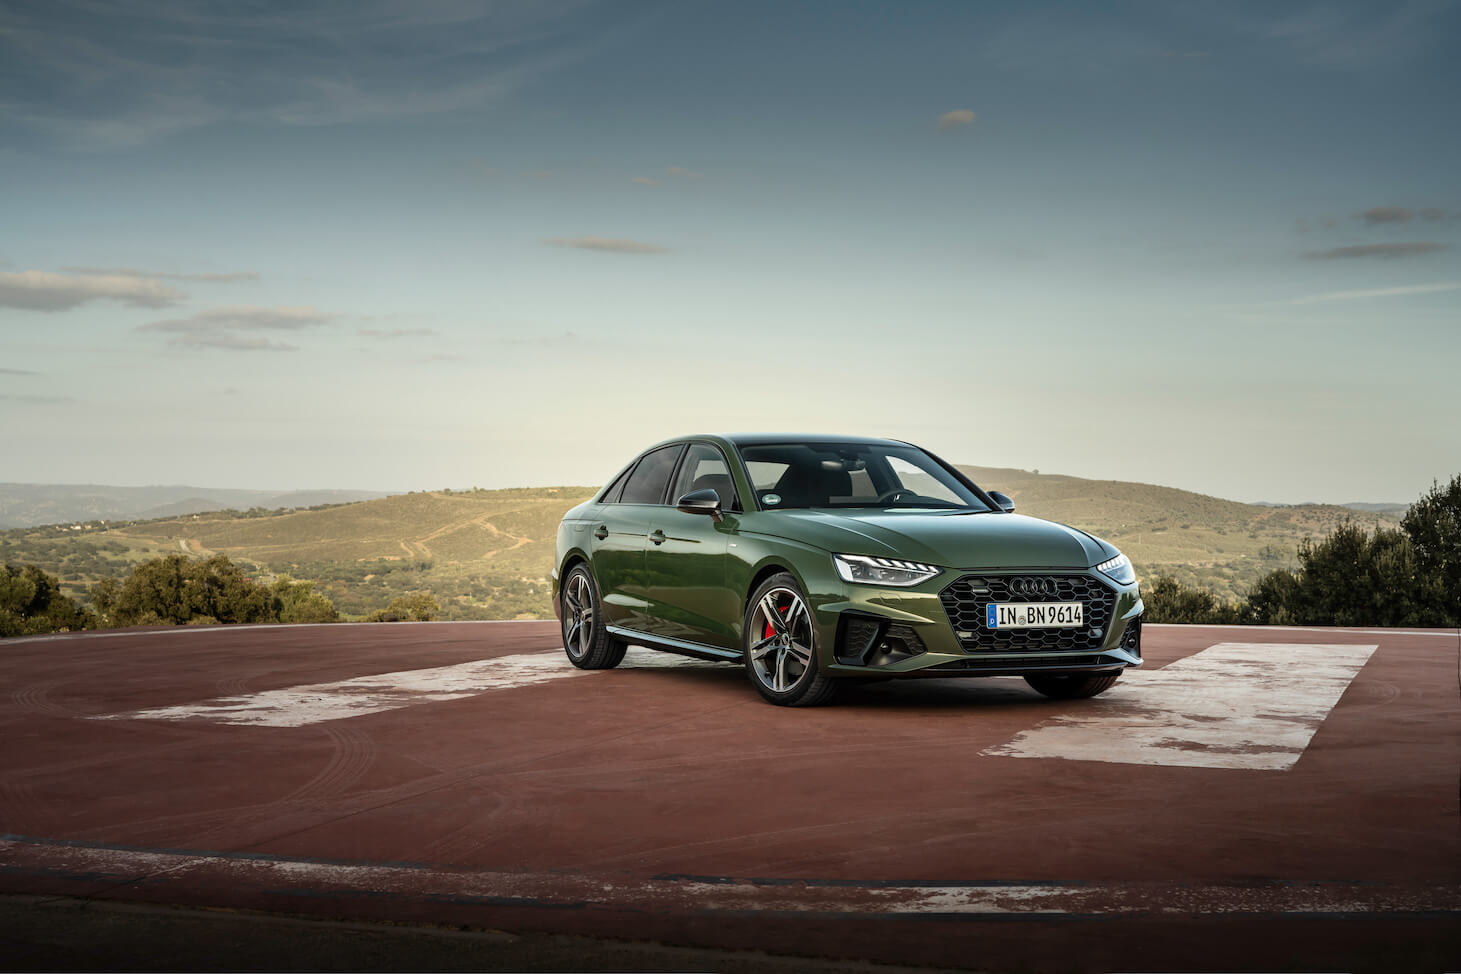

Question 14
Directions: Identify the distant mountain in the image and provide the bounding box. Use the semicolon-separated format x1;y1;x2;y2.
1340;502;1409;516
0;483;393;529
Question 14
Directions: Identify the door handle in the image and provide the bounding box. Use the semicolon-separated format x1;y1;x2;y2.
649;529;667;546
593;525;608;540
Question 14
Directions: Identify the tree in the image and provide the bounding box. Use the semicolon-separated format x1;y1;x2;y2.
0;563;92;637
1142;575;1245;624
97;554;293;627
271;575;340;623
1401;474;1461;625
1245;521;1445;627
367;590;440;622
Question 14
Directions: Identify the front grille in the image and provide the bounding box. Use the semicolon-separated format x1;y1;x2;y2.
939;573;1116;652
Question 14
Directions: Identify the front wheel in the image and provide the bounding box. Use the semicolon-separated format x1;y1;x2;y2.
743;574;838;707
1023;672;1121;699
560;565;626;670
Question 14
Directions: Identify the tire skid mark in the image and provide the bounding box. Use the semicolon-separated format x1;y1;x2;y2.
106;725;380;850
419;792;510;865
6;735;201;784
10;682;80;719
280;724;377;803
214;675;252;697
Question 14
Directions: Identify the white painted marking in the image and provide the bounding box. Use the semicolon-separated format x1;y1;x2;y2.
984;643;1377;771
99;652;586;727
94;645;728;727
2;837;1455;916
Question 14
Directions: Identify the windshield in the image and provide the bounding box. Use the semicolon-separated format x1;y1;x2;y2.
738;442;992;512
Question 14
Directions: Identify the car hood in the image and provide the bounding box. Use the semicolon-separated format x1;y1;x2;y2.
752;509;1111;571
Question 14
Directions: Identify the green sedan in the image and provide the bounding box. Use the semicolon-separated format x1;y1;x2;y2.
553;434;1143;706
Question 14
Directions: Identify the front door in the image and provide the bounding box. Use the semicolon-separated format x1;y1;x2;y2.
641;442;744;649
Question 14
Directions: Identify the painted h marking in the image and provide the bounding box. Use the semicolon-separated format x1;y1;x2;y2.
95;648;721;728
98;652;586;728
984;642;1377;771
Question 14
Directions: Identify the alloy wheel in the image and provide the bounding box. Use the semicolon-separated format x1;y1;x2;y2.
562;571;594;659
748;587;814;692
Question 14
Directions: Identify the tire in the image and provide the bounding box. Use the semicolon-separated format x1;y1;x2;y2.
560;565;627;670
1023;672;1121;699
743;573;838;707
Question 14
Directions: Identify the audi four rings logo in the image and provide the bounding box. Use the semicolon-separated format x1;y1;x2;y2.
1010;577;1057;597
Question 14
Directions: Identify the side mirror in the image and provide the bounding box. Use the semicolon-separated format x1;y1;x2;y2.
988;490;1015;513
676;488;723;519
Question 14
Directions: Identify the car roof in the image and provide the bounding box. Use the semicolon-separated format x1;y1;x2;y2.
716;432;911;448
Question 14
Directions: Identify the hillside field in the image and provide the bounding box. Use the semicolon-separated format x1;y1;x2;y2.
0;470;1400;620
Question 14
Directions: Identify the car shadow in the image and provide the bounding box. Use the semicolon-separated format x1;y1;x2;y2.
613;649;1061;711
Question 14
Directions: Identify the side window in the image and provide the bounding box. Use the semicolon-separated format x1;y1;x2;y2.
599;465;633;504
619;445;683;505
670;444;741;512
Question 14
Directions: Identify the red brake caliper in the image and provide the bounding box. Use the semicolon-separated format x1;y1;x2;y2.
764;603;788;640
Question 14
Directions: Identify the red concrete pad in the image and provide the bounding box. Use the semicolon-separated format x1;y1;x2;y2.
2;621;1458;972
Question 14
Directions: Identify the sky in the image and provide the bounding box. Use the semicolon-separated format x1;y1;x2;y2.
1;1;1458;504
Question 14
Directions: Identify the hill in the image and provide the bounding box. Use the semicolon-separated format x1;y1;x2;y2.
0;487;597;620
0;483;391;529
958;466;1398;600
0;471;1403;619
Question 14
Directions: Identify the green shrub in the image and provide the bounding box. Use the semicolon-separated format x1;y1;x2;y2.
0;564;93;637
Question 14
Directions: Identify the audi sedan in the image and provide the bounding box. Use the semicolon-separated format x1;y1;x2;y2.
553;434;1143;706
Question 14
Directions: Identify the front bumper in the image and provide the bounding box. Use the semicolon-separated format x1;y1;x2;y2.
810;568;1143;679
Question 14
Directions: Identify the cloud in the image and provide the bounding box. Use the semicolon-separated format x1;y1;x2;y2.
0;393;76;404
0;367;39;376
1291;282;1461;304
1354;206;1454;225
1358;206;1414;225
1303;242;1448;260
0;3;611;149
497;330;578;347
359;327;437;339
546;236;669;255
0;269;186;311
937;109;975;129
632;167;704;186
138;306;336;351
63;266;259;282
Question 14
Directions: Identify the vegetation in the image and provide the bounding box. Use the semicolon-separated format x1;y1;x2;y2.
1147;474;1460;627
366;590;440;623
0;563;93;636
88;554;339;629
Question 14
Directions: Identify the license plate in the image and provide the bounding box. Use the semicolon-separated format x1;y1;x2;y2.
986;602;1084;629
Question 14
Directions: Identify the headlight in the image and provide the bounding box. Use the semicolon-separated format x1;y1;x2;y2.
1095;552;1136;585
833;553;941;587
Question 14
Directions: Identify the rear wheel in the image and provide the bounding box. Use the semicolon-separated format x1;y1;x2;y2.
1023;672;1121;699
743;573;838;707
561;565;626;670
